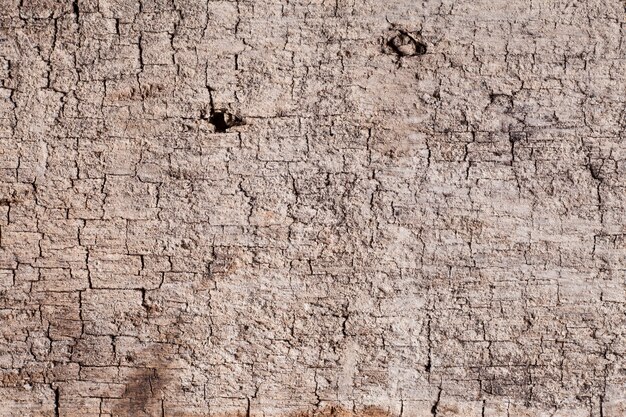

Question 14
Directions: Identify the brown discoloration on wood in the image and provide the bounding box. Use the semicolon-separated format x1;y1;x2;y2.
113;366;170;416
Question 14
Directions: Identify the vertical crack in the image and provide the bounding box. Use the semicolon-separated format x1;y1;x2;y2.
72;0;79;23
431;387;441;417
54;385;60;417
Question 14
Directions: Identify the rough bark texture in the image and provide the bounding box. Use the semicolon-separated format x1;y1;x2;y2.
1;0;625;416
